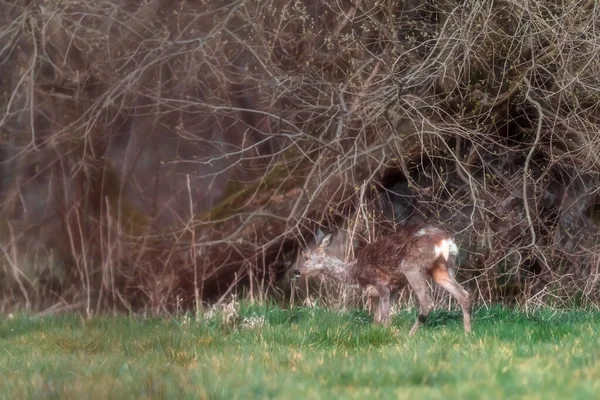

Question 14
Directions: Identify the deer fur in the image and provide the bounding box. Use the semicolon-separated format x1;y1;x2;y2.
296;223;472;335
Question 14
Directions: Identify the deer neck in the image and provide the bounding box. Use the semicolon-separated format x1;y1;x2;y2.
321;258;358;285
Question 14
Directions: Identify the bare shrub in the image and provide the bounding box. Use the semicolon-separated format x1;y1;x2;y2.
1;0;599;314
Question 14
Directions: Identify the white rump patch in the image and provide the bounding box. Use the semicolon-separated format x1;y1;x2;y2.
434;239;458;261
448;240;458;255
415;228;427;237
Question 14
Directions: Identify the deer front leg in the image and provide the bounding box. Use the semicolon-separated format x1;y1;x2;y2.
373;297;381;324
404;270;434;336
363;285;381;323
369;296;381;324
374;284;391;327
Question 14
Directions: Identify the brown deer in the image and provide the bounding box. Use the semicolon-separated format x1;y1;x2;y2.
295;224;472;335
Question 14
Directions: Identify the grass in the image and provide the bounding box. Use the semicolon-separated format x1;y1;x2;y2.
1;304;600;399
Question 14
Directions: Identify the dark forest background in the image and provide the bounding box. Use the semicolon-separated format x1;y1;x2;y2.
1;0;600;315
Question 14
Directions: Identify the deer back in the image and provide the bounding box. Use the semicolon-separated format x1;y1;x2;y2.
357;223;453;271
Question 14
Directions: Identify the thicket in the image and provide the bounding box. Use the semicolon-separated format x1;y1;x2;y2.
1;0;599;314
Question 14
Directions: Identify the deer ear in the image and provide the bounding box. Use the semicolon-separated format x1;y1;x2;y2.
320;233;333;248
315;228;325;243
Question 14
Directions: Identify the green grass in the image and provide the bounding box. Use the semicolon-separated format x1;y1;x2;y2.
1;305;600;399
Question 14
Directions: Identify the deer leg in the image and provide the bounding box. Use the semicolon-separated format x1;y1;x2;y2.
404;270;433;336
363;285;380;322
390;289;399;308
373;297;381;323
431;263;472;333
374;284;391;327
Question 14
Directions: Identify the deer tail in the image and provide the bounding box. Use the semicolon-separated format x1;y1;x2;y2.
447;239;459;279
435;238;459;278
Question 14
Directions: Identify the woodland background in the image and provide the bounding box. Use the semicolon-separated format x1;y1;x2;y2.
1;0;600;315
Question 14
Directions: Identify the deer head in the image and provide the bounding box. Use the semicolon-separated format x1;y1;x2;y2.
295;232;334;278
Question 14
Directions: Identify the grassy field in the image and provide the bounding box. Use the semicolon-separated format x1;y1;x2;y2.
1;304;600;399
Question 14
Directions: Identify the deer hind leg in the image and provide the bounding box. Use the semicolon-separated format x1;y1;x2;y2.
404;270;434;336
431;263;472;333
373;284;391;327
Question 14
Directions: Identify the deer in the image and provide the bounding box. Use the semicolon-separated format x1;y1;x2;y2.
295;223;472;335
